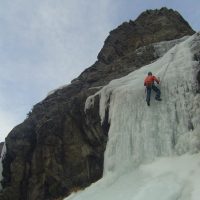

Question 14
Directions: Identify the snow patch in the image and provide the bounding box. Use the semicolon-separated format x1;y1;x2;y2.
153;36;189;57
47;84;69;96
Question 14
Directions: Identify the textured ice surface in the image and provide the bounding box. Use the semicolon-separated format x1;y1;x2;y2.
66;153;200;200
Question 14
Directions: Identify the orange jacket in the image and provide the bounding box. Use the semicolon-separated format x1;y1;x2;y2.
144;75;159;86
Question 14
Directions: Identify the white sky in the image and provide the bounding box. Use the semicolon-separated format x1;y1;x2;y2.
0;0;200;142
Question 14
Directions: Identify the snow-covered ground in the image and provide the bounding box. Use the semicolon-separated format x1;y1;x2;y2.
65;33;200;200
66;153;200;200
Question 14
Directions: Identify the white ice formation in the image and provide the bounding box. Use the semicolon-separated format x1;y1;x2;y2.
68;34;200;200
0;143;6;190
71;33;200;200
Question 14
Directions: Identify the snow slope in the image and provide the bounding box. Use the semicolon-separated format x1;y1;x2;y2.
67;33;200;200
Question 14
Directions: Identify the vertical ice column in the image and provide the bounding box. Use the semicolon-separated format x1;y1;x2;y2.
0;143;6;190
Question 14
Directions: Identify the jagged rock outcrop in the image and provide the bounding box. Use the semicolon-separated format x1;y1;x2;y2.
0;7;195;200
97;7;194;65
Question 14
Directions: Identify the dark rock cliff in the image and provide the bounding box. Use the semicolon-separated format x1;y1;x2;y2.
0;7;195;200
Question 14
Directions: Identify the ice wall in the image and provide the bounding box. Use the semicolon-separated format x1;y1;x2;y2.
86;33;200;176
66;34;200;200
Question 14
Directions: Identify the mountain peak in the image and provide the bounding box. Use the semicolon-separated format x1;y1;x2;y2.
97;7;195;64
136;7;193;32
136;7;178;17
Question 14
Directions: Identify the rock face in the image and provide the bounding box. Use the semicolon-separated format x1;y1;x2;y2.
0;8;195;200
97;7;194;65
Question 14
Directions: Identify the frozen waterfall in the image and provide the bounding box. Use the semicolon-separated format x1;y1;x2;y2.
65;33;200;200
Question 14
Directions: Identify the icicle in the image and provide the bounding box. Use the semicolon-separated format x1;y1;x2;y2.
0;142;6;190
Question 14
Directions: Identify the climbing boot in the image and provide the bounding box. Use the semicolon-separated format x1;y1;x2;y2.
155;97;162;101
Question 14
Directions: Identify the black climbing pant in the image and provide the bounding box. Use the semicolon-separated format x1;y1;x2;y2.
146;85;161;104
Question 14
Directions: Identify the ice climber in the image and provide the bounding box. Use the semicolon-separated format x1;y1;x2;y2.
144;72;161;106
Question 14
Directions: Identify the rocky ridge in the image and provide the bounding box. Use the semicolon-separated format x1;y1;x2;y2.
0;7;196;200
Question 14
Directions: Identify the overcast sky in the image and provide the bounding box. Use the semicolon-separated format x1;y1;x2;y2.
0;0;200;142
